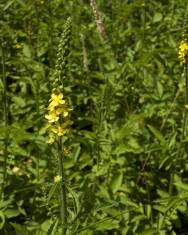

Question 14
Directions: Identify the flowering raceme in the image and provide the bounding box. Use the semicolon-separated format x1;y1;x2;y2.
45;18;72;145
179;40;188;64
45;92;71;144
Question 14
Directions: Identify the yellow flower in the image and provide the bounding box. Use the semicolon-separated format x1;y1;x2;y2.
47;134;55;144
48;93;65;110
54;175;62;183
62;110;69;117
179;40;188;64
52;122;66;136
15;43;22;49
45;110;59;123
56;107;66;115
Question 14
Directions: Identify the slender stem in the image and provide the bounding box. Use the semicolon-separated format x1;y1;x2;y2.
57;137;67;235
0;44;9;200
34;3;41;182
168;173;174;195
35;78;40;181
142;0;146;44
183;59;188;137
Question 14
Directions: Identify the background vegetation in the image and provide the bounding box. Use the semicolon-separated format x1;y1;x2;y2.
1;0;188;234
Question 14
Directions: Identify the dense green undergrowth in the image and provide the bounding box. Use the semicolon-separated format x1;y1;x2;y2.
1;0;188;234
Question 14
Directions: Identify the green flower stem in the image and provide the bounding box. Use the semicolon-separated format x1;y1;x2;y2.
183;58;188;137
35;78;40;182
168;173;174;195
169;59;188;196
0;44;9;200
57;136;67;235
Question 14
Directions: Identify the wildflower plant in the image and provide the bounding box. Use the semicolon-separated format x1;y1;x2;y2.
45;17;72;234
179;29;188;137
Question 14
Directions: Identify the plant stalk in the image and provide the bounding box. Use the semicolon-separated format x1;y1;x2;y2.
35;78;40;182
183;59;188;137
0;44;9;201
57;137;67;235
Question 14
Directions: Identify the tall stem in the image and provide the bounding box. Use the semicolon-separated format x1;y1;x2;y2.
183;59;188;137
0;44;9;200
34;3;41;182
57;137;67;235
35;78;40;181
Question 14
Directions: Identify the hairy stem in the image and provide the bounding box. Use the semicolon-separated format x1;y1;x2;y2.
35;78;40;181
0;44;9;200
57;137;67;235
183;59;188;137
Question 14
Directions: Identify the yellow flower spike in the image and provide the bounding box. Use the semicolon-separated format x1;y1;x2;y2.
45;91;71;143
179;40;188;64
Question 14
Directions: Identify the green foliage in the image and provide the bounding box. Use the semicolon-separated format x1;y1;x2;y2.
0;0;188;234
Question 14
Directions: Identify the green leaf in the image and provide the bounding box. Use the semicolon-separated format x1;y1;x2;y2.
96;219;119;231
0;211;5;230
10;223;29;235
174;181;188;191
41;220;53;232
114;115;143;140
4;209;20;218
3;0;15;10
110;171;123;193
159;155;173;170
47;220;59;235
12;96;26;107
156;81;163;98
139;228;157;235
131;215;147;223
47;184;58;203
153;12;163;22
147;125;165;145
23;43;31;58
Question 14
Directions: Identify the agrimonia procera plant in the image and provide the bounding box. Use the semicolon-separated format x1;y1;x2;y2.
45;17;72;234
179;33;188;137
0;41;9;201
